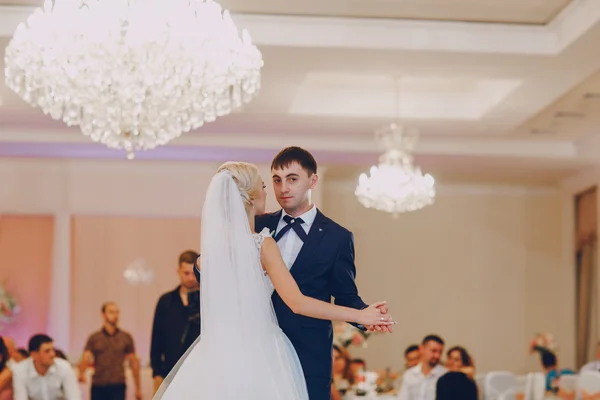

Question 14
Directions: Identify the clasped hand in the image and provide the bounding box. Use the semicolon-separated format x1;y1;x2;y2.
359;301;395;333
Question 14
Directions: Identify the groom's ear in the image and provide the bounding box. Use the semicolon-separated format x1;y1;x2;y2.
309;173;318;189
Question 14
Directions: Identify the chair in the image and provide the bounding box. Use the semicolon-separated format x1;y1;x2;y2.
557;374;578;400
578;371;600;400
476;373;487;400
514;374;528;400
484;371;517;400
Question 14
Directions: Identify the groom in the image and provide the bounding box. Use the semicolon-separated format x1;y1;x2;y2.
255;146;392;400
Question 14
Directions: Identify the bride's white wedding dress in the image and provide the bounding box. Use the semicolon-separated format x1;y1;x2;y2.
153;171;308;399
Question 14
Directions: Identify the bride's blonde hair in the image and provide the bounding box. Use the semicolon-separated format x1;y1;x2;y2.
216;162;261;210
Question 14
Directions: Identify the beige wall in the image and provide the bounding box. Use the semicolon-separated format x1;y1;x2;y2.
0;158;323;216
0;158;576;374
324;180;574;374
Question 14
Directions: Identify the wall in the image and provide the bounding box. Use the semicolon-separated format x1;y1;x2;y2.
0;157;575;374
324;180;573;374
0;158;324;361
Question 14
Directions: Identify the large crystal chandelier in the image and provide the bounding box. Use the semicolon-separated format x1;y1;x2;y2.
4;0;263;159
355;122;435;216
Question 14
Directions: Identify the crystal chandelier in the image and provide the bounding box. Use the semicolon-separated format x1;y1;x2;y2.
4;0;263;159
355;122;435;216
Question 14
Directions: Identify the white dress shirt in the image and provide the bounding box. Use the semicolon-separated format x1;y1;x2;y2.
12;357;81;400
581;360;600;372
275;206;317;269
6;359;17;370
397;363;447;400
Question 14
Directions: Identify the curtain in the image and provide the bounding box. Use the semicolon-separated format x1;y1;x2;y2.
575;188;598;368
577;242;597;367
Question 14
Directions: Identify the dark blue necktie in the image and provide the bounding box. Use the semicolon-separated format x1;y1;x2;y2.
274;215;308;242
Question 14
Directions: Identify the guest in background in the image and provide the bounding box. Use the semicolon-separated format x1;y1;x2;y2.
12;334;80;400
54;349;68;361
15;349;28;363
581;341;600;372
350;358;366;378
445;346;475;379
435;371;477;400
79;302;142;400
398;335;447;400
150;250;201;394
540;350;574;395
332;345;354;396
0;337;13;400
404;344;421;370
2;337;18;367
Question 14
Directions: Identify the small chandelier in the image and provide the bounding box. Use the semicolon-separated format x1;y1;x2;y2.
355;122;435;216
123;258;154;285
4;0;263;159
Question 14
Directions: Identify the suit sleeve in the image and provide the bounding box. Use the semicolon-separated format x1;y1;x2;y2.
150;297;166;378
331;231;368;327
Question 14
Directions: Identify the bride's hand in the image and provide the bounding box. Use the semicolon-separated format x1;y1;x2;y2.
358;301;395;327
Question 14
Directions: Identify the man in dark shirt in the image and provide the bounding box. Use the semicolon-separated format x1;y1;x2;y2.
150;250;200;394
78;302;141;400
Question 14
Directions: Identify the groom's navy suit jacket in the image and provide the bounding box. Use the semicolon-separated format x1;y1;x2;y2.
255;209;368;381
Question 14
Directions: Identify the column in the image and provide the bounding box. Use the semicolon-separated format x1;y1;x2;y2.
46;211;72;353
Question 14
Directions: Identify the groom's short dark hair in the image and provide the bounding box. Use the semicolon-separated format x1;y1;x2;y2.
271;146;317;176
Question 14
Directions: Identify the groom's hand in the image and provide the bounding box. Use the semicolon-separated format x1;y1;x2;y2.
366;302;394;333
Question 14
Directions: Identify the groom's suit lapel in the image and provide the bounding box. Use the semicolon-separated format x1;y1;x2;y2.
290;210;328;272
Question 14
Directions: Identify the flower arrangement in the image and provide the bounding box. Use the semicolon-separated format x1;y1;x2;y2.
333;321;371;348
0;283;19;329
529;332;558;354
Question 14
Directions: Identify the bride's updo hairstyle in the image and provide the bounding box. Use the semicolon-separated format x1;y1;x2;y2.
217;162;261;210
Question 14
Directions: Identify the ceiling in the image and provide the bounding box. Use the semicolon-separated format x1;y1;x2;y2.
217;0;572;25
0;0;574;24
0;0;600;184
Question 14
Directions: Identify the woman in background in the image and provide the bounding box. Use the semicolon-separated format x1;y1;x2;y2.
445;346;475;379
331;345;354;399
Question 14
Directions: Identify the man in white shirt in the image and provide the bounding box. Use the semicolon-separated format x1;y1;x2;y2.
581;341;600;372
398;335;447;400
12;334;80;400
404;344;421;370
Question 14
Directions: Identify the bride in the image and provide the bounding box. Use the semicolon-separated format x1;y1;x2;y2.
153;162;393;399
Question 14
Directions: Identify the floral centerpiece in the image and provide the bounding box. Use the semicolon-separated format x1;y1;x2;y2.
333;321;371;348
529;332;558;354
0;283;20;329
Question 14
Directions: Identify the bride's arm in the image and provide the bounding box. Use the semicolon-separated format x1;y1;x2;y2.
261;237;392;327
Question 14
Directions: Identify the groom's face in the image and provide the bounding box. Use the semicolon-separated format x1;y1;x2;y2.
272;162;317;214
